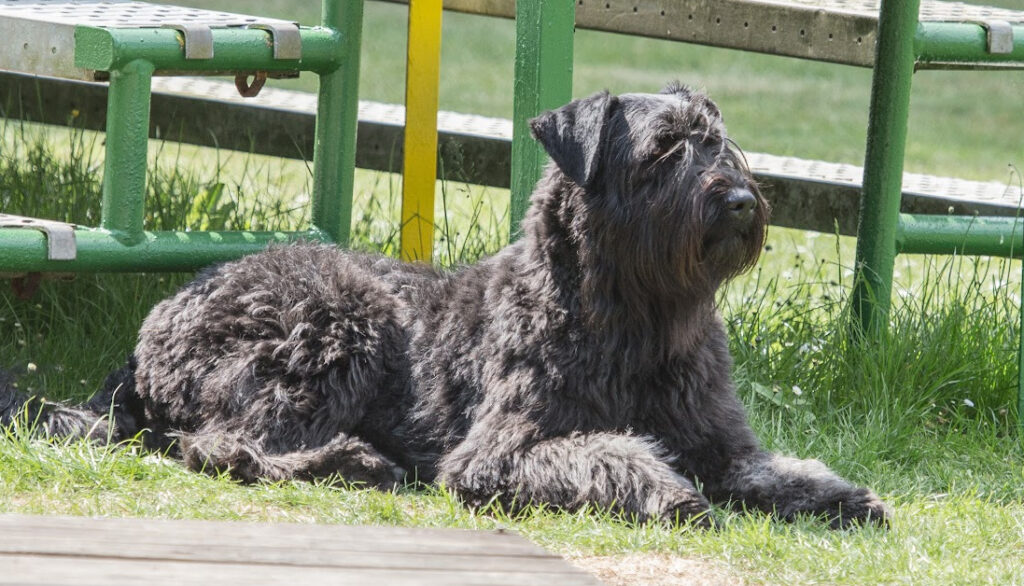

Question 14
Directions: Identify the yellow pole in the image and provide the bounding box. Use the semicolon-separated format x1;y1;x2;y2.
401;0;443;262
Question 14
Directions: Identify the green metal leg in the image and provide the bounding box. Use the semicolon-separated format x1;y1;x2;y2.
100;58;154;245
312;0;363;245
850;0;920;334
510;0;575;238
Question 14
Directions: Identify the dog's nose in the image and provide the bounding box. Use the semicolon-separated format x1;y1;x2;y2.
726;188;757;222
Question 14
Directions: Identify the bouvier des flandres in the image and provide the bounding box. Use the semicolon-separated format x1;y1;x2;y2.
2;84;888;528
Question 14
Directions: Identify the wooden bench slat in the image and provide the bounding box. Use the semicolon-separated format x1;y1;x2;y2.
2;553;599;586
0;515;599;585
0;514;547;555
0;537;575;574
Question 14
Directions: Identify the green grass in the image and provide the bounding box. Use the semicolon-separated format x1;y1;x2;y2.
3;1;1024;582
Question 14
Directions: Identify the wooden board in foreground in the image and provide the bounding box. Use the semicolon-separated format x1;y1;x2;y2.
0;514;600;585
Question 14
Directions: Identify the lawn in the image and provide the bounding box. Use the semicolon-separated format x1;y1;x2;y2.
2;1;1024;584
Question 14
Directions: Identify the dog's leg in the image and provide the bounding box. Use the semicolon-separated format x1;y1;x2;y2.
709;452;890;529
438;425;713;526
179;428;405;489
682;396;889;528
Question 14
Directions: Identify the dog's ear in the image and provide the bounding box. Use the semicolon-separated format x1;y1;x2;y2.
529;91;617;189
660;81;693;99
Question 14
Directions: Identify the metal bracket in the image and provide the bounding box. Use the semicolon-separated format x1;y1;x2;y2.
0;214;77;260
981;20;1014;54
161;23;215;59
247;23;302;60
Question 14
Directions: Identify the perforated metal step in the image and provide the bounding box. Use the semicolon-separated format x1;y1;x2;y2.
382;0;1024;68
0;0;299;80
1;71;1020;236
748;152;1022;235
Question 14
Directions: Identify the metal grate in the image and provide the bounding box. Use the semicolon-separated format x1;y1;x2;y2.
150;77;515;139
383;0;1024;67
0;71;1019;236
779;0;1024;24
0;0;296;28
151;77;1024;234
748;152;1023;208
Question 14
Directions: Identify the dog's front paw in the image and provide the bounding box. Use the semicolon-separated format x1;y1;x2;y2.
659;492;716;529
827;488;891;530
357;461;407;491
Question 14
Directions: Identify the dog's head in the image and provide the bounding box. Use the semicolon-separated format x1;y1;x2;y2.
529;84;769;302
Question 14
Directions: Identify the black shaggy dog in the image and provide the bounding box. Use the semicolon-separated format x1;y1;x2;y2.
2;84;888;528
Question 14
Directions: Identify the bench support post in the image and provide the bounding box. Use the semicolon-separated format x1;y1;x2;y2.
510;0;574;238
851;0;919;334
400;0;444;262
312;0;363;245
100;59;154;245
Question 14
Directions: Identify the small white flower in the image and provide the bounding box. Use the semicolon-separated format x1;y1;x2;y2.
962;399;975;408
26;363;37;373
792;385;803;396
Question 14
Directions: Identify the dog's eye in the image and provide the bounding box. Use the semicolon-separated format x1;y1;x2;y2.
650;139;687;164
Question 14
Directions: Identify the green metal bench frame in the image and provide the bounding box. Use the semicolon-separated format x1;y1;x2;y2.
850;0;1024;421
0;0;363;273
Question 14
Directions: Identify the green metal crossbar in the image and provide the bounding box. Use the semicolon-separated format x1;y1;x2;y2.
0;0;362;272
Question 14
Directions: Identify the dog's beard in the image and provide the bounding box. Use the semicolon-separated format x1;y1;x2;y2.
698;229;764;284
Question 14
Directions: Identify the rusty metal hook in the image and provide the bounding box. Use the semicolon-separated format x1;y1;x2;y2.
234;71;268;97
11;273;42;300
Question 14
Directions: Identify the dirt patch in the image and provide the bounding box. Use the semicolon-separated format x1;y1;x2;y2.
571;553;747;586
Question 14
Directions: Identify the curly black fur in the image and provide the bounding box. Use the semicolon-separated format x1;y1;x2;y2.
1;85;888;528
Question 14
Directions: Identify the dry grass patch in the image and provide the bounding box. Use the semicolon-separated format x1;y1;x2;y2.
571;553;747;586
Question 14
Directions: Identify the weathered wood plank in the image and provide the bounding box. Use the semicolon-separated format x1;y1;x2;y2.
0;515;600;585
0;514;543;556
1;553;599;586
